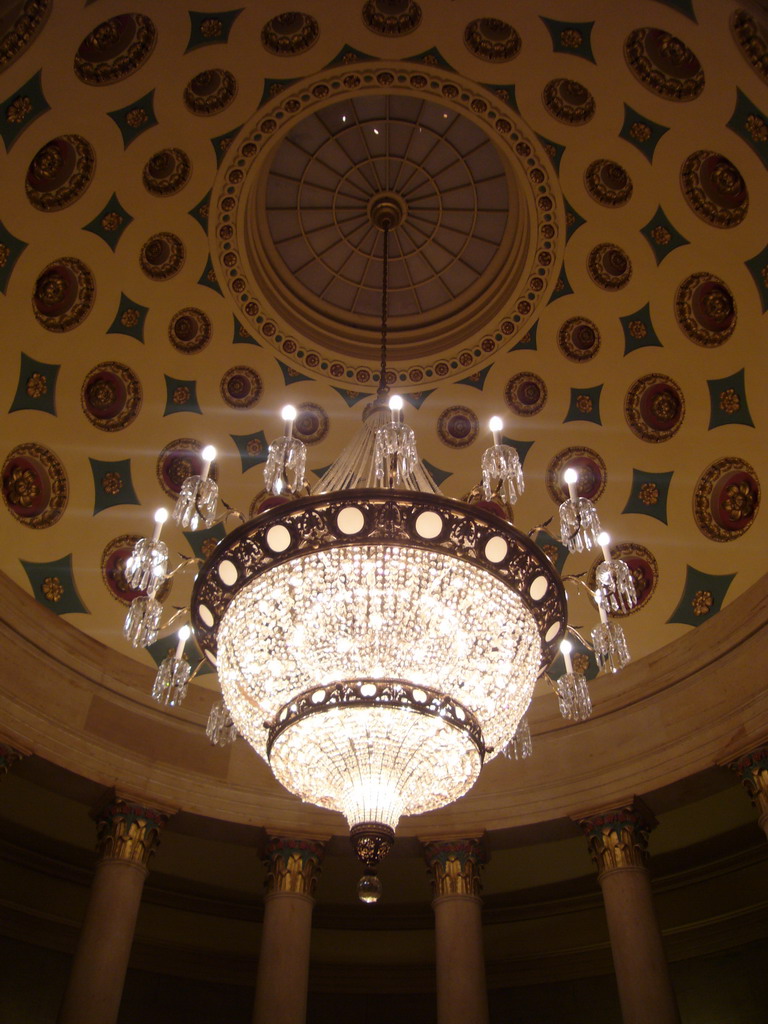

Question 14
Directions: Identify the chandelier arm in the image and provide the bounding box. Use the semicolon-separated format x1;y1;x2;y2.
527;516;554;539
164;555;201;579
565;624;594;652
561;574;599;602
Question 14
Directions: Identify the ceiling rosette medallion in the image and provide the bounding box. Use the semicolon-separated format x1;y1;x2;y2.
693;457;760;542
680;151;749;228
2;442;67;529
584;159;633;207
464;18;521;62
209;63;564;388
675;272;736;346
25;135;95;211
730;9;768;84
625;374;685;443
32;257;94;332
74;14;156;85
363;0;421;37
261;12;319;55
624;27;704;100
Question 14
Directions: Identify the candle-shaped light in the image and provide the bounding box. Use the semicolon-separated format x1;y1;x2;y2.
152;507;168;542
489;415;502;447
563;467;578;503
200;445;216;483
282;404;297;439
560;638;574;675
175;624;191;660
597;530;612;565
389;393;403;423
598;594;609;623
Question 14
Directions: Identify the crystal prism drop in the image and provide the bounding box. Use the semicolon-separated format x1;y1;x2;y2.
151;655;191;707
124;537;168;592
373;423;417;487
123;595;163;648
558;496;601;553
591;620;631;673
508;715;532;760
555;672;592;721
481;444;524;506
206;700;237;746
264;436;307;496
172;475;219;531
595;558;637;614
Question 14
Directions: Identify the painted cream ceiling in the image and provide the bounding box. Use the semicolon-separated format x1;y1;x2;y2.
0;0;766;717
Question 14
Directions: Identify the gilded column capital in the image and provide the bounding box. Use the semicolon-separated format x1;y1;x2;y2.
728;746;768;825
264;836;326;897
95;799;169;869
422;836;486;898
578;798;657;878
0;743;25;777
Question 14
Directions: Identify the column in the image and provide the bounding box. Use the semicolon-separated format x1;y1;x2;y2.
0;743;26;778
58;799;168;1024
579;799;680;1024
252;835;325;1024
728;746;768;839
422;837;489;1024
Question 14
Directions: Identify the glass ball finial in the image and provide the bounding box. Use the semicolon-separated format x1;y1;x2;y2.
357;870;382;904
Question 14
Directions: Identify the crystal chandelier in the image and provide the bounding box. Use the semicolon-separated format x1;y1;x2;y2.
121;202;639;901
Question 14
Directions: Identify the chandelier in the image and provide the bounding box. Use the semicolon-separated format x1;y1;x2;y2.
121;202;637;902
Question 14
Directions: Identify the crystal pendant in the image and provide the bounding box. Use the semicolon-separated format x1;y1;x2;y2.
595;558;637;614
151;655;191;707
123;595;163;648
373;422;417;487
481;444;524;506
124;537;168;592
508;716;532;760
555;672;592;722
558;496;602;553
591;620;631;673
172;476;218;531
206;700;237;746
264;436;307;496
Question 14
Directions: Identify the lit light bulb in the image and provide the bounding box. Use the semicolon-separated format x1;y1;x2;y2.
559;638;573;675
201;445;216;482
389;394;403;423
152;507;168;541
282;404;297;439
489;416;503;446
175;624;191;660
597;531;612;564
563;467;578;502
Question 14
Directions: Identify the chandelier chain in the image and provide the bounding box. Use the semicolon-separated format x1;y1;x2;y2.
378;222;390;398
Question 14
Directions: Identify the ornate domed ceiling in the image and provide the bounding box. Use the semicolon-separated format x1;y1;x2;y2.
0;0;766;823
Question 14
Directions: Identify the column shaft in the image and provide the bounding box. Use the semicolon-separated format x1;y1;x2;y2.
599;866;679;1024
433;893;489;1024
58;859;147;1024
580;800;679;1024
253;891;314;1024
252;836;325;1024
57;799;167;1024
423;837;489;1024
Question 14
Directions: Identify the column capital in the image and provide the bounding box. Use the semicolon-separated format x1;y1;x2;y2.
263;835;326;897
728;745;768;827
0;742;26;777
578;797;657;878
421;836;486;898
94;799;169;869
